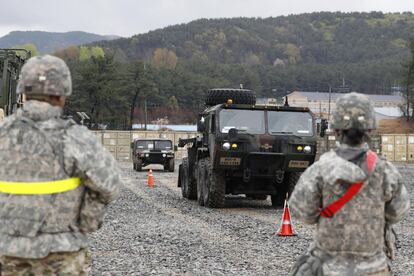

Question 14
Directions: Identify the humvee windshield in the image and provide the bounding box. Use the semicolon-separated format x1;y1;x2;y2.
136;140;153;149
219;109;265;134
155;140;172;150
136;140;172;150
268;111;313;136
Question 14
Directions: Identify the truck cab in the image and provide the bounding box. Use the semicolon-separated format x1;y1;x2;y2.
0;49;31;119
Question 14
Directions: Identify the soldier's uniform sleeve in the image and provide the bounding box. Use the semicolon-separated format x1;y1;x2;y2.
382;161;410;224
66;125;121;203
289;162;323;224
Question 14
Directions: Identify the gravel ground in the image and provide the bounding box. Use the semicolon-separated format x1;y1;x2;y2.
89;162;414;275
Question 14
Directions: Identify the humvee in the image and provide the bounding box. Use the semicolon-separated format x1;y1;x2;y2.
178;88;326;208
132;138;175;172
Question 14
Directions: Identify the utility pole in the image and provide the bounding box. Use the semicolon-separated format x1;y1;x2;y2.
319;101;322;118
327;85;332;122
325;85;332;153
144;99;148;130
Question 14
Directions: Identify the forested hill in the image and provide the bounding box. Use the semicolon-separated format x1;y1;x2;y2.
0;31;119;53
59;12;414;129
100;12;413;66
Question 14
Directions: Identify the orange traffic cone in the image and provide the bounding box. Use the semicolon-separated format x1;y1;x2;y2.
147;169;155;187
277;194;296;236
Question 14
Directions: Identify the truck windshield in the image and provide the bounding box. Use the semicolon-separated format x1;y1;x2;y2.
219;109;265;134
268;111;313;136
155;140;172;150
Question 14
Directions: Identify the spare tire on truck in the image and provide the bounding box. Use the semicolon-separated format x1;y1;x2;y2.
205;88;256;106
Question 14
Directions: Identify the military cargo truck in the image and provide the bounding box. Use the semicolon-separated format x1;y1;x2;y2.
0;49;31;119
178;88;326;208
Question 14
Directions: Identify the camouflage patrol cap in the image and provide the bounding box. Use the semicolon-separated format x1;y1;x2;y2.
17;55;72;96
331;92;377;130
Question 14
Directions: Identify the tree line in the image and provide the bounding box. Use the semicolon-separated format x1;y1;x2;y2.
56;42;414;129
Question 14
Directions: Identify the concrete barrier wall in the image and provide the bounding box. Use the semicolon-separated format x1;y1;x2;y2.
93;130;198;162
381;134;414;162
95;130;413;163
315;133;382;160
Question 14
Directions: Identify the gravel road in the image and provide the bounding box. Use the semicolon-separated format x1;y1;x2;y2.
89;163;414;275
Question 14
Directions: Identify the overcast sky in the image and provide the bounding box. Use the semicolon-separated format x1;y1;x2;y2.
1;0;414;38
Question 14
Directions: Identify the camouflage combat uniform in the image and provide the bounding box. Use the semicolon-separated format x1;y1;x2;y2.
0;55;121;275
289;93;410;276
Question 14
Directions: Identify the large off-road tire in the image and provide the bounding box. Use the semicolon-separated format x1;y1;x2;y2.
203;158;226;208
178;164;182;187
168;159;175;172
205;89;256;106
181;158;197;199
136;159;143;172
271;172;302;207
197;160;205;206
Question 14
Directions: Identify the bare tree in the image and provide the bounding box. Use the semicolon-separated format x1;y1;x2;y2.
403;39;414;121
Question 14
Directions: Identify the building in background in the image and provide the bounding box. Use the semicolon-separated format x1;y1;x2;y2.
256;98;278;106
285;91;405;121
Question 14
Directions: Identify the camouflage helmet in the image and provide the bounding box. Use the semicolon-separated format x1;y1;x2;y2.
17;55;72;96
331;92;376;130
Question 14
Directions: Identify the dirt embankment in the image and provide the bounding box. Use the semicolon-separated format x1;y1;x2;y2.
378;118;414;134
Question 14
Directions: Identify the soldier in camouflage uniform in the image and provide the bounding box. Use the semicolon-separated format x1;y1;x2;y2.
289;92;410;276
0;55;121;275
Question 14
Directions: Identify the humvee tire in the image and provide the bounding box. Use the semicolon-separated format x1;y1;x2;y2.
197;160;205;206
181;158;197;199
168;159;175;172
136;159;143;172
203;158;226;208
178;164;182;187
271;172;301;207
205;89;256;106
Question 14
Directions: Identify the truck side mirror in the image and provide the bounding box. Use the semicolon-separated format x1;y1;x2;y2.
174;145;178;151
210;114;215;133
320;119;328;137
131;142;134;149
197;116;205;132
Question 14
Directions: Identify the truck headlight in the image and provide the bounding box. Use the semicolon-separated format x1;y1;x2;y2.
304;146;311;153
145;153;149;157
222;142;231;150
162;154;166;157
